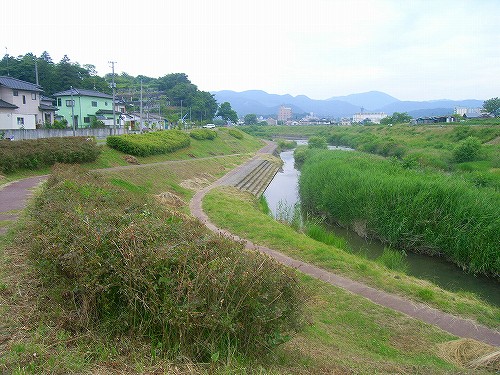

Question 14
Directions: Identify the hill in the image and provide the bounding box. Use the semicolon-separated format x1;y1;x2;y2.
212;90;485;118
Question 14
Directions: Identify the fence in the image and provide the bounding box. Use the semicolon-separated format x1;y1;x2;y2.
1;128;128;141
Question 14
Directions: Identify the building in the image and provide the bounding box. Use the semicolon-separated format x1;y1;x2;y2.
454;107;482;116
53;88;114;128
352;112;387;124
277;105;292;122
39;96;58;125
0;76;44;130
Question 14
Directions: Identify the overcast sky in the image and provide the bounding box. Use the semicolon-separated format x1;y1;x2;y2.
3;0;499;101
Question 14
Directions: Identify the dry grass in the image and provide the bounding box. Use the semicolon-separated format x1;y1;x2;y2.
437;339;500;371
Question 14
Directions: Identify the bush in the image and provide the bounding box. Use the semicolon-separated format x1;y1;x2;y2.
20;166;305;361
228;128;244;139
0;136;100;173
308;136;327;149
453;136;482;163
106;130;190;157
189;128;217;140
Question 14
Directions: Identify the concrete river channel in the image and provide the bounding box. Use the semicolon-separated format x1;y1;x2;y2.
263;141;500;307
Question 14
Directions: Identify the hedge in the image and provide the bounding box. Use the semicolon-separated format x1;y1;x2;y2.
106;130;190;157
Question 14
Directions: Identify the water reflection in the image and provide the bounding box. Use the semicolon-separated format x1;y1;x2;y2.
263;143;500;307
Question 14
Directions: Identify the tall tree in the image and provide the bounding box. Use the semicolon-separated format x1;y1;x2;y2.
216;102;238;123
482;97;500;116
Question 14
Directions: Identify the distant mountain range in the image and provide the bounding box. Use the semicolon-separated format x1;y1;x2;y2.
211;90;484;118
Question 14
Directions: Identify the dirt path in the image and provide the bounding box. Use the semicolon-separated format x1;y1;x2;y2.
189;142;500;347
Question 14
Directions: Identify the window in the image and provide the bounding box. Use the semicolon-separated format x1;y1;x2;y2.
22;95;26;104
31;93;37;100
84;117;90;123
57;98;62;106
17;117;24;125
91;101;97;107
66;99;75;107
13;90;18;96
105;101;108;106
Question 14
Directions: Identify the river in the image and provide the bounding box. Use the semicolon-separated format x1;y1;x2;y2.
263;144;500;307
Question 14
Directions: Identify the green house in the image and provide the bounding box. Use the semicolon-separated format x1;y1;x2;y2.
53;88;115;128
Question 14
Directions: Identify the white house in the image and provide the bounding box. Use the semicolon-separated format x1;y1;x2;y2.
352;112;388;124
0;76;44;130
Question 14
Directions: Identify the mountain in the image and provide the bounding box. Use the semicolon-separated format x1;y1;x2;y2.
327;91;399;110
211;90;484;118
211;90;360;117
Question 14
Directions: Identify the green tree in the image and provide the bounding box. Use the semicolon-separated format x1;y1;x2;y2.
482;97;500;116
381;112;412;125
244;114;258;125
216;102;238;123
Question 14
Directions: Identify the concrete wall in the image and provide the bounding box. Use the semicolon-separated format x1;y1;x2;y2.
1;128;126;140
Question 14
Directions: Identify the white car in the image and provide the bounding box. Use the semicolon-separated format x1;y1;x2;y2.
202;124;216;129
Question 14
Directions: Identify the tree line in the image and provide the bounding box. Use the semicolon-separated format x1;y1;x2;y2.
0;52;228;123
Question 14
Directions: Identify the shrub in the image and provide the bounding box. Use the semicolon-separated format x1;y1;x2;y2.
228;128;244;139
453;136;482;163
189;128;217;140
106;130;190;157
0;136;100;173
277;139;297;151
20;166;305;361
308;136;327;149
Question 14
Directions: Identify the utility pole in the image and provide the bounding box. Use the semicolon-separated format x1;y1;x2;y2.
34;59;39;86
139;79;143;131
109;61;117;134
70;86;75;136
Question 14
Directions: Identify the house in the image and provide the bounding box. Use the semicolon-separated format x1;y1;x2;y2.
38;96;58;126
53;88;115;128
0;76;44;130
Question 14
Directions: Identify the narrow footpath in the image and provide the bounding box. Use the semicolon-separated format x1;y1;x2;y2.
189;141;500;347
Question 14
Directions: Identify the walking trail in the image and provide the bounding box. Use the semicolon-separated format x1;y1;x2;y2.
189;141;500;347
0;144;498;347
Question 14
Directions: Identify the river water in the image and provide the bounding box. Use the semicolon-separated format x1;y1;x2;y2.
263;144;500;307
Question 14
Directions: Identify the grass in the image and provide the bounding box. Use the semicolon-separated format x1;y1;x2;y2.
299;150;500;276
203;186;499;328
1;129;498;373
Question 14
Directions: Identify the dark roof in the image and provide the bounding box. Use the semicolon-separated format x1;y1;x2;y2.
39;104;58;111
53;88;112;99
95;109;114;115
0;99;18;109
40;95;54;101
0;76;43;92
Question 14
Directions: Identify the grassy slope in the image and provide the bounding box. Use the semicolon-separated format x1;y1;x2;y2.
203;187;499;329
0;129;496;373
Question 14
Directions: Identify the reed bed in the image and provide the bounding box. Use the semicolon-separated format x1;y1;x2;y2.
299;150;500;277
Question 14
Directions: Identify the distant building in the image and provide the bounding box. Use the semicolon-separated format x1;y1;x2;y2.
454;107;482;116
352;112;387;124
277;105;292;122
265;117;277;125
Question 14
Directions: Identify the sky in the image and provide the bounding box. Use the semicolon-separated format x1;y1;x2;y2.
2;0;499;101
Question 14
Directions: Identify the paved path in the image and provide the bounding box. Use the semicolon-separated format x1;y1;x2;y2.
190;142;500;347
1;148;499;346
0;176;47;234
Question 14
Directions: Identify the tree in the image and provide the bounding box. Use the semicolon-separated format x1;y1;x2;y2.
482;97;500;116
381;112;412;125
244;114;258;125
216;102;238;123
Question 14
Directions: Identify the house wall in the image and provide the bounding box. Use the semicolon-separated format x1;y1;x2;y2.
0;86;39;129
56;95;113;127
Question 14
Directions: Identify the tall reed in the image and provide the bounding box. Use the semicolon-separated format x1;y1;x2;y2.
299;150;500;277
